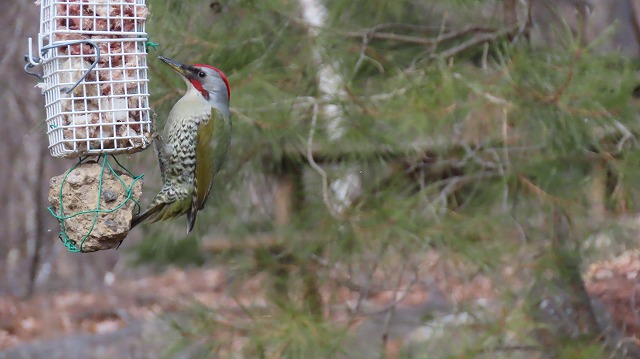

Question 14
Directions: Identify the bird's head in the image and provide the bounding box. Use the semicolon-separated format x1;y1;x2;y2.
159;56;230;107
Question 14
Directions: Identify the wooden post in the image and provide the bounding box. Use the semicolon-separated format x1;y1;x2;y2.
274;174;294;226
258;164;309;309
589;160;607;222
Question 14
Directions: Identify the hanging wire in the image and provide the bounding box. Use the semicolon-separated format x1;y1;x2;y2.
24;39;101;94
143;35;160;53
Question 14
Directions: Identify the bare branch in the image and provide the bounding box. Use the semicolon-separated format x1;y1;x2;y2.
339;25;503;46
306;102;345;220
435;26;519;60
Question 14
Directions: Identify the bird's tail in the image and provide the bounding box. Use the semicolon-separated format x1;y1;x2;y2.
130;203;163;229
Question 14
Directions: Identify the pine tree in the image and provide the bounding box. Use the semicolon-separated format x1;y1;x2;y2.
133;0;640;357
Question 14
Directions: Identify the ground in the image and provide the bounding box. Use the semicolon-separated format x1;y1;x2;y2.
1;250;640;358
0;268;229;354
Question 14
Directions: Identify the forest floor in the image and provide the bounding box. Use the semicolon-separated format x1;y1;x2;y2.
1;250;640;358
0;267;230;358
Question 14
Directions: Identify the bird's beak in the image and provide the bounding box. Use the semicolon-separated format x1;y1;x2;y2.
158;56;191;78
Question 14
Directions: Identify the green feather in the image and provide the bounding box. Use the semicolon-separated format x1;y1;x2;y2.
187;107;231;231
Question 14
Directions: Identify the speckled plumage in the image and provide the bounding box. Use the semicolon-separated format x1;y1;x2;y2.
131;57;231;232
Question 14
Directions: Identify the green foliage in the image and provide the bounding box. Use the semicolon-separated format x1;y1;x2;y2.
552;340;607;359
166;304;346;358
135;0;640;357
129;234;206;267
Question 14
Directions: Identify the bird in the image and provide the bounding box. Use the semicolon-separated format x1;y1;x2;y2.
131;56;231;233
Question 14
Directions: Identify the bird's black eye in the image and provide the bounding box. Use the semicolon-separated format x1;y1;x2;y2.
198;71;206;78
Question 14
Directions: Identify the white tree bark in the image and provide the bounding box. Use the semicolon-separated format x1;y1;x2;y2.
299;0;347;140
299;0;361;212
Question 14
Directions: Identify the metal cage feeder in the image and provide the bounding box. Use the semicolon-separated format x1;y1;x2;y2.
29;0;153;158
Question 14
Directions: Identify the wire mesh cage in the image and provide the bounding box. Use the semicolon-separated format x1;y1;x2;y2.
37;0;153;158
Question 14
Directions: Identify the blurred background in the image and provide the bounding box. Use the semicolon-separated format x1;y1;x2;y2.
4;0;640;358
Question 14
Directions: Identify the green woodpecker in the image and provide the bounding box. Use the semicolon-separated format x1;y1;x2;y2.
131;56;231;233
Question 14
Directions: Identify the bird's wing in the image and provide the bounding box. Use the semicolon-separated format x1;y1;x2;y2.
187;107;227;232
200;107;231;209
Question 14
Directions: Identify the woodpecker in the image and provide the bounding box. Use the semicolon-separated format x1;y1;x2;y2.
131;56;231;233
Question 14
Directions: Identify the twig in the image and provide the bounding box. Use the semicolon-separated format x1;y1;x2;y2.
309;254;385;296
343;85;377;116
435;26;518;60
537;49;582;104
351;22;440;33
429;12;449;55
501;106;511;212
234;90;405;117
510;0;532;44
613;120;635;152
434;173;498;205
518;175;574;207
459;142;500;171
479;345;540;354
451;72;511;107
306;102;345;220
353;29;373;74
481;42;489;70
354;242;390;314
380;260;412;348
367;272;420;317
239;96;318;113
368;87;408;101
339;25;501;46
340;30;433;45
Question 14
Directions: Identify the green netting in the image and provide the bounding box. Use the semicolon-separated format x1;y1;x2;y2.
47;154;143;253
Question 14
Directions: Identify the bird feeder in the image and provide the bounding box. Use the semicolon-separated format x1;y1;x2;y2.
25;0;155;252
27;0;153;158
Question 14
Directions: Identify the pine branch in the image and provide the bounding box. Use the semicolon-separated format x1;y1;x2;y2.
339;25;503;46
434;25;519;59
